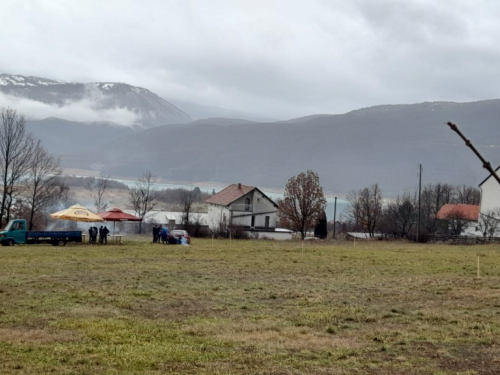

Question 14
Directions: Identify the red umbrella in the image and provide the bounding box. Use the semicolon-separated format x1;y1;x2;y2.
97;208;142;235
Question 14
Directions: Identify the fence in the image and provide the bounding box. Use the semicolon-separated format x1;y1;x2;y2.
428;234;500;245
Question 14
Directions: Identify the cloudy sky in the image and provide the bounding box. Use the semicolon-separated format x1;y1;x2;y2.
2;0;500;119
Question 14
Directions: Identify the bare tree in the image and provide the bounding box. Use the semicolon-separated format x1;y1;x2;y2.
278;170;327;240
24;140;68;230
180;189;195;230
129;171;158;233
477;209;500;238
346;184;383;237
208;205;229;237
445;209;470;235
420;183;455;235
383;191;417;237
85;175;113;212
455;184;481;205
0;108;36;226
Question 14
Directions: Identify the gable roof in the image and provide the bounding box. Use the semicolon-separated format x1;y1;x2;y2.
205;184;256;206
436;203;480;221
479;165;500;187
205;183;278;208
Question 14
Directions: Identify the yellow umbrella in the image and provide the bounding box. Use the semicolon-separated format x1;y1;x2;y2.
50;204;104;222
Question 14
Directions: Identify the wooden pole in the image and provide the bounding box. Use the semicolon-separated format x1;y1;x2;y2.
477;256;480;278
417;164;422;242
212;234;214;246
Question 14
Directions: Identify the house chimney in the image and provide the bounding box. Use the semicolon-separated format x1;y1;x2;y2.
238;183;241;189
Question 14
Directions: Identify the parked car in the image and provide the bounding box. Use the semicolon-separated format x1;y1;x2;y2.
168;230;191;244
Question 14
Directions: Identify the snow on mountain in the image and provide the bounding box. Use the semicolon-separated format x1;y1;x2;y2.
0;74;63;87
0;74;192;127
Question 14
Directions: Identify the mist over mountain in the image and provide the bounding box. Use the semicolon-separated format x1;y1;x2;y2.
26;117;135;155
0;74;192;127
168;98;275;122
2;73;499;195
49;99;500;196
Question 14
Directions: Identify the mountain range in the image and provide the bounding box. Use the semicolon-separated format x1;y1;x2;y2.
0;74;191;127
2;73;500;195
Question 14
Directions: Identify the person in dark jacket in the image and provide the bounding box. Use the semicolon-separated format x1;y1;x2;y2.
152;225;159;243
102;226;109;244
93;226;98;244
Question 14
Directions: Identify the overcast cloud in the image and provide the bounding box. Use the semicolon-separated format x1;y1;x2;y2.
1;0;500;119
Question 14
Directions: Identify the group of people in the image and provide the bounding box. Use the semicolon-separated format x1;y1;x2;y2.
152;224;169;244
88;225;110;244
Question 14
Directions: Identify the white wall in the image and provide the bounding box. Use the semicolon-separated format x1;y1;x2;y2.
207;204;231;231
230;190;277;228
479;175;500;236
254;231;292;240
480;175;500;215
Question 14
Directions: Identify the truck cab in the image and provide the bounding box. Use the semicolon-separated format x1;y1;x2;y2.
0;219;27;246
1;219;82;246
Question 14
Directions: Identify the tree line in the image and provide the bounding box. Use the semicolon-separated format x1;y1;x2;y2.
0;107;213;232
0;108;68;230
277;169;485;241
344;183;481;239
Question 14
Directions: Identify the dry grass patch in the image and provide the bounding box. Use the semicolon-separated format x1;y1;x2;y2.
0;328;78;344
1;239;500;374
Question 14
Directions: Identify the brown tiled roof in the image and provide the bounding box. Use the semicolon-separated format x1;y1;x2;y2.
205;184;256;206
436;204;479;221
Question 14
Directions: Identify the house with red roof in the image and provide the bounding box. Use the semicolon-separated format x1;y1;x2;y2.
206;183;281;236
436;203;480;235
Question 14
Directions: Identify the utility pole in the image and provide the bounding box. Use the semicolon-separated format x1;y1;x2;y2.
333;196;337;239
417;164;422;242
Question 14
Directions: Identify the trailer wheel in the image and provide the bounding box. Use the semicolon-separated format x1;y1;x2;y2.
58;240;66;247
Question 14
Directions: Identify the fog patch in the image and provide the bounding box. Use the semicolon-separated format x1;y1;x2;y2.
0;92;141;126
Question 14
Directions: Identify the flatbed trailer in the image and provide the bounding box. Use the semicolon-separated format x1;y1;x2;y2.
0;219;82;246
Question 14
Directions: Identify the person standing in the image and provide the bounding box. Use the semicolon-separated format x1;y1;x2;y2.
161;225;169;244
93;226;98;244
99;226;103;244
152;225;158;243
102;226;109;244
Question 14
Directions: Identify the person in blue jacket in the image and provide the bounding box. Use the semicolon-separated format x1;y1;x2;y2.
161;225;169;244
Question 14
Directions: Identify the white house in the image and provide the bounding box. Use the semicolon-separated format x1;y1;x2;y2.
478;167;500;236
206;183;279;233
436;203;480;236
479;166;500;215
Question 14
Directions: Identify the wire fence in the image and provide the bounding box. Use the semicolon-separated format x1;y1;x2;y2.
429;234;500;245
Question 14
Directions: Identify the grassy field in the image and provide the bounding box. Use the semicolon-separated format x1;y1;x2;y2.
1;238;500;374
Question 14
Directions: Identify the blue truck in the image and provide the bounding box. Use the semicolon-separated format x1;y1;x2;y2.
0;219;82;246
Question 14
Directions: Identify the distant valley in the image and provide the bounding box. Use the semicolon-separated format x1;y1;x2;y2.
2;74;500;196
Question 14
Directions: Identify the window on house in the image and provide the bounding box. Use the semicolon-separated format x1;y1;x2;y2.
245;198;250;211
223;213;226;223
265;216;270;229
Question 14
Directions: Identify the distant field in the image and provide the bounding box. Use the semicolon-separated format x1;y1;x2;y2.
1;239;500;374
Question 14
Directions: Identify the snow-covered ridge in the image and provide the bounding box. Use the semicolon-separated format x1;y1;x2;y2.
0;74;63;87
0;73;192;127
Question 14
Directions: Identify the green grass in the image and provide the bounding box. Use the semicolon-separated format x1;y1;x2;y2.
1;238;500;374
